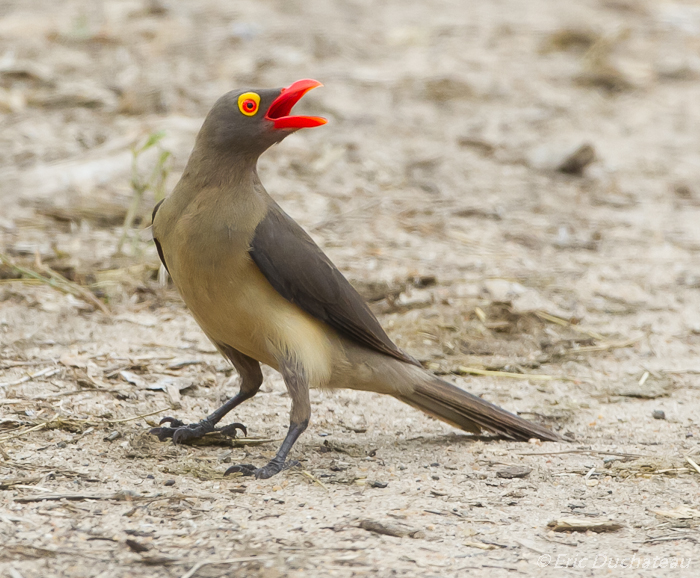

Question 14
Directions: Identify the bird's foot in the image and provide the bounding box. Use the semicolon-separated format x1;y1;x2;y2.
150;417;247;444
224;457;300;479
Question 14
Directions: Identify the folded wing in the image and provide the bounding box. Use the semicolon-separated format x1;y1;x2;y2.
249;203;418;366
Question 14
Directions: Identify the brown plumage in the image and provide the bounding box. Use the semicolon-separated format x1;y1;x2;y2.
150;79;561;479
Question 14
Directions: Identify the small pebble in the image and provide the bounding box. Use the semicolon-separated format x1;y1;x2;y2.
368;480;388;488
431;475;440;480
496;465;532;479
652;410;666;420
56;441;67;449
164;479;176;486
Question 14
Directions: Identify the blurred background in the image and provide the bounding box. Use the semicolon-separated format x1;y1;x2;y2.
1;1;700;575
3;0;700;359
2;0;700;296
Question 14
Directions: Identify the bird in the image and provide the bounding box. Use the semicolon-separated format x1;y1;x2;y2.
150;79;561;479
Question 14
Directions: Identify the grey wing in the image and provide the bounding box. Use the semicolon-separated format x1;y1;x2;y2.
249;204;419;366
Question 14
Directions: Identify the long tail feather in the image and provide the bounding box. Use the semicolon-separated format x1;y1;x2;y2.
395;375;562;442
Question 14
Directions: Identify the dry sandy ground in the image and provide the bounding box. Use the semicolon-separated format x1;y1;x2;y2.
1;0;700;576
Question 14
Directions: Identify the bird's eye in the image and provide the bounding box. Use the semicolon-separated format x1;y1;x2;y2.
238;92;260;116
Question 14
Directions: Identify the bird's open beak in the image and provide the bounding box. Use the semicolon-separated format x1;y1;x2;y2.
265;79;327;130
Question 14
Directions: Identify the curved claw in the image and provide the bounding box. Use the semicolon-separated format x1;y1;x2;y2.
172;421;214;444
218;422;247;438
223;459;300;480
256;459;300;479
158;416;186;427
224;464;257;477
150;426;177;441
150;418;248;445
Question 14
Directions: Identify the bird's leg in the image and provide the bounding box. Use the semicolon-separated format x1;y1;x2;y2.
151;345;262;444
225;357;310;479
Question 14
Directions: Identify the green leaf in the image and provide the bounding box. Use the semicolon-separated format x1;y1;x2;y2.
136;131;166;154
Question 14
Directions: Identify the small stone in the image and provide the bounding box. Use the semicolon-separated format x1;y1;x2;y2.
431;475;440;480
368;480;388;488
652;410;666;420
164;479;176;486
103;431;122;442
125;538;150;553
359;519;424;538
558;143;595;175
527;142;595;175
496;466;532;479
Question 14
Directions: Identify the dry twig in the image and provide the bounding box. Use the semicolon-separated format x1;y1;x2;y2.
685;456;700;476
0;252;110;314
570;335;643;354
548;517;622;533
105;407;170;424
517;449;646;458
457;366;575;382
179;557;274;578
0;366;60;388
0;415;59;443
302;469;329;491
535;310;606;340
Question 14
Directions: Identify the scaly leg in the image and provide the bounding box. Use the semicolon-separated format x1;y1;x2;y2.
151;344;262;444
225;357;310;479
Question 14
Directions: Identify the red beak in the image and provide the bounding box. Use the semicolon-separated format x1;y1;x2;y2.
265;79;327;130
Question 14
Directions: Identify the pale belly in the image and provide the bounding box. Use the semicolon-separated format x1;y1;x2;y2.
172;253;335;388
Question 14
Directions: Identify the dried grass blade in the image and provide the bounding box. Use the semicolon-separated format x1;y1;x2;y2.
0;253;110;315
457;366;575;382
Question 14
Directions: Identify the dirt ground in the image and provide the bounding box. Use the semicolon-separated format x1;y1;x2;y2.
1;0;700;576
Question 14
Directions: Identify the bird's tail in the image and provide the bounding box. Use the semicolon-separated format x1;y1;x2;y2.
394;375;562;442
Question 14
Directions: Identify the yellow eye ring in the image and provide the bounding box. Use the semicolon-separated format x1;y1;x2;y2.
238;92;260;116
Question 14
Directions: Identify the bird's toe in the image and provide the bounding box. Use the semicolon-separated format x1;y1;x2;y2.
158;416;186;428
254;459;300;479
171;422;213;444
224;463;257;477
218;422;247;437
150;418;217;444
150;426;177;441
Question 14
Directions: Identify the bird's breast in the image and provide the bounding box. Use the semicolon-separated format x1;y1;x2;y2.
162;215;335;388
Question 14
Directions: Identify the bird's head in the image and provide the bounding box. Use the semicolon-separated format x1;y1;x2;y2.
198;79;326;157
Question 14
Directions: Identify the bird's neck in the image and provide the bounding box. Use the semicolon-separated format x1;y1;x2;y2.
185;144;260;192
166;143;266;213
158;143;271;248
